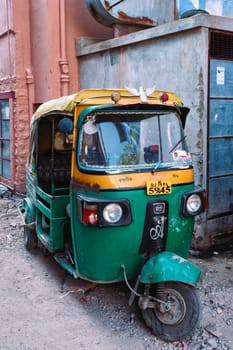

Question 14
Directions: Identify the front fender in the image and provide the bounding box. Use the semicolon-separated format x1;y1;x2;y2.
19;197;36;224
140;251;201;286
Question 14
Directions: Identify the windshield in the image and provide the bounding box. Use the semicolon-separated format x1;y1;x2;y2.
78;111;191;172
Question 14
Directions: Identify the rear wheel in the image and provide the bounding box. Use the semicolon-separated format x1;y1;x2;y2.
24;225;38;251
139;282;200;341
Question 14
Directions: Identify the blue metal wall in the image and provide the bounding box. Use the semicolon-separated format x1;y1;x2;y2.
209;59;233;218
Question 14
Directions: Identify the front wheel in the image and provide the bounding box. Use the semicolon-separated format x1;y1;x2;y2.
24;226;38;251
139;282;200;342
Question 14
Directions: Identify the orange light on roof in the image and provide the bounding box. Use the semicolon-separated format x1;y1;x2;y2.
111;91;121;104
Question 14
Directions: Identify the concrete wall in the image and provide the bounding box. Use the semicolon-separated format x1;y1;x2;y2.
77;16;210;183
76;14;233;249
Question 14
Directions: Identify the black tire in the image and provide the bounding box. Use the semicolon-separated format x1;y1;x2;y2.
140;282;200;342
24;226;38;251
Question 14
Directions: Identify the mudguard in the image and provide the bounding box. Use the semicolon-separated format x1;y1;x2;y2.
20;197;36;224
140;251;201;286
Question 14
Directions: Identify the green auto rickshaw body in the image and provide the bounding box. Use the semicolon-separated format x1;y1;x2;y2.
21;88;204;285
20;89;206;341
68;185;196;283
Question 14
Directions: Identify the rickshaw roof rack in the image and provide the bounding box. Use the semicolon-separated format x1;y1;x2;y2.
31;88;185;125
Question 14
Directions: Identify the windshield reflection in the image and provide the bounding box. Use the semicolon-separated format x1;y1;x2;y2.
78;112;191;171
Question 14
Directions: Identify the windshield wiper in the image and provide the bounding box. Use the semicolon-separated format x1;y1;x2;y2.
168;135;187;155
151;135;187;174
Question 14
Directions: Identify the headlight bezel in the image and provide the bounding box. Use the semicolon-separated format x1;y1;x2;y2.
77;195;132;227
181;189;205;217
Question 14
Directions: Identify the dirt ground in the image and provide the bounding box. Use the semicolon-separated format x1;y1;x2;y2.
0;195;233;350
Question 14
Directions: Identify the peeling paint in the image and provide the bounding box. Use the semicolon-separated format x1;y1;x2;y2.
171;255;187;264
117;11;156;26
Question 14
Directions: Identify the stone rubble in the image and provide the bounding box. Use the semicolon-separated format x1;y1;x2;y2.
0;194;233;349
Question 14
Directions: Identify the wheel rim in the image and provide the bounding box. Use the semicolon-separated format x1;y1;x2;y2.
154;287;186;325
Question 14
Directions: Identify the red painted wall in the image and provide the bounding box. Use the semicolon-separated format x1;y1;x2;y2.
0;0;113;192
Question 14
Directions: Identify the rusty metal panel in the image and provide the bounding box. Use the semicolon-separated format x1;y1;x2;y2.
85;0;175;27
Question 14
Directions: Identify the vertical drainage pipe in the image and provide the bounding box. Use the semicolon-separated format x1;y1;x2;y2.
59;0;70;96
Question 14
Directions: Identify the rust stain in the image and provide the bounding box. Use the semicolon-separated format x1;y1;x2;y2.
104;0;111;11
71;179;100;193
117;11;156;26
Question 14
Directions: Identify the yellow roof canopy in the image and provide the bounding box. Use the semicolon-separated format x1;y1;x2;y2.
30;88;184;125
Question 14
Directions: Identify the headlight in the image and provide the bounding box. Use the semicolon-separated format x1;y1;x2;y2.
186;194;202;215
103;203;123;223
181;189;205;217
77;195;132;226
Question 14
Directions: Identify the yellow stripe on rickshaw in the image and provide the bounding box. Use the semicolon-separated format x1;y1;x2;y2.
72;168;194;191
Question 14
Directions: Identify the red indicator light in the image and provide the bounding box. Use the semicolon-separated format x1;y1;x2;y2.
159;92;169;103
83;203;98;225
149;145;159;152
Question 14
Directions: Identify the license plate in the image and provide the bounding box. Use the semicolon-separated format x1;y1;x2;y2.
146;180;172;195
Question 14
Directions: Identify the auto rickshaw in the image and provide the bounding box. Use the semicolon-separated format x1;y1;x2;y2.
20;88;205;341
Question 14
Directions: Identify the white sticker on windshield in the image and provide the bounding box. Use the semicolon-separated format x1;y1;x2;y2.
173;150;191;162
217;67;225;85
